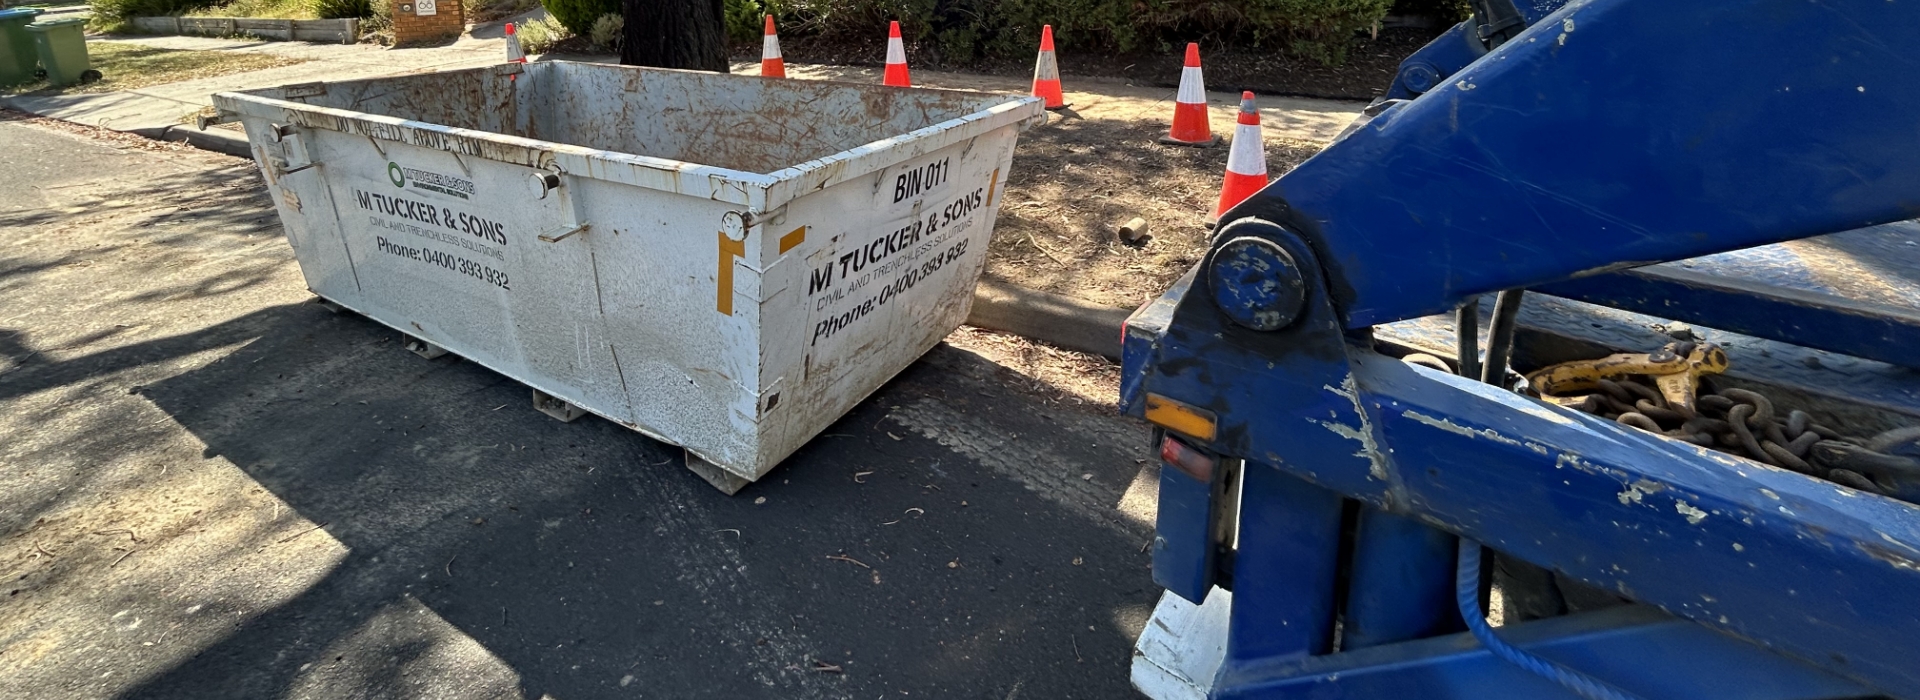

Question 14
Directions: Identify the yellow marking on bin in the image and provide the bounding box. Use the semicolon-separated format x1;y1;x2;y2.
778;226;807;254
717;232;746;315
986;168;1001;208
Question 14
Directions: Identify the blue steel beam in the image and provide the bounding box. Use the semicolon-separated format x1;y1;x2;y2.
1535;221;1920;369
1340;509;1462;650
1219;606;1873;699
1124;219;1920;696
1240;0;1920;329
1383;0;1572;100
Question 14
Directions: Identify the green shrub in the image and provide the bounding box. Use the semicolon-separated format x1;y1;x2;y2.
588;11;622;49
756;0;1392;66
92;0;374;25
1390;0;1469;23
541;0;617;34
89;0;221;28
1235;0;1396;63
723;0;760;43
312;0;371;18
516;14;569;52
187;0;314;18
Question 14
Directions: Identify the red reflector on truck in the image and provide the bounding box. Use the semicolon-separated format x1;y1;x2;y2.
1160;434;1216;482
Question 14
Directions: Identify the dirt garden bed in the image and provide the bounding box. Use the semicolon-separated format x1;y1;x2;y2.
985;114;1329;310
733;27;1422;309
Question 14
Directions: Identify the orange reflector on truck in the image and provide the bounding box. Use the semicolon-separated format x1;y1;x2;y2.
1145;393;1217;442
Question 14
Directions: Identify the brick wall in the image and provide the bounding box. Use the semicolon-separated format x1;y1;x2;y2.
390;0;464;46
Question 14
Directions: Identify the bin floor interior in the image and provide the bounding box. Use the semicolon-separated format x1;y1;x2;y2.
987;114;1325;310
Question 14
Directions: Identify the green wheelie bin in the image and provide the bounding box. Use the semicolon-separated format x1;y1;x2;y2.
26;18;98;88
0;8;42;87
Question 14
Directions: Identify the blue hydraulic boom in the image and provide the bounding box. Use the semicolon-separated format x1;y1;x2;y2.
1122;1;1920;698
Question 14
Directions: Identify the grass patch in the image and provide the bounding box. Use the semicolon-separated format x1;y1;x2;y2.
2;41;304;96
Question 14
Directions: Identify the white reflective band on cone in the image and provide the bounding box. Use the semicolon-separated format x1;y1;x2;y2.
1176;67;1205;104
1035;53;1058;81
763;34;781;59
1227;123;1265;175
886;38;906;65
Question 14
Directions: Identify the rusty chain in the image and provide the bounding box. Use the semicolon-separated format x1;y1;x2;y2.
1547;343;1920;504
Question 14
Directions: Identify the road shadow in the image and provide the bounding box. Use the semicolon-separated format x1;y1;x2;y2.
114;303;1158;698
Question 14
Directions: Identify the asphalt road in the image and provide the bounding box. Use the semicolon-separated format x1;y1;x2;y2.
0;114;1162;699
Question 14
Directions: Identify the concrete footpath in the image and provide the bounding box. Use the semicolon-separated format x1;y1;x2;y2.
2;35;505;146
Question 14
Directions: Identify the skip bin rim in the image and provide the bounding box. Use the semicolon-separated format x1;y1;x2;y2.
212;61;1046;212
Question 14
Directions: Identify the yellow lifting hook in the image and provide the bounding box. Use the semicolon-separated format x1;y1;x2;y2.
1527;342;1730;415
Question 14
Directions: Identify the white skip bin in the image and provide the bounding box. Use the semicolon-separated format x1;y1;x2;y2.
211;61;1045;492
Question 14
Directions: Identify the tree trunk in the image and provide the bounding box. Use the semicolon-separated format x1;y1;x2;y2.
620;0;729;72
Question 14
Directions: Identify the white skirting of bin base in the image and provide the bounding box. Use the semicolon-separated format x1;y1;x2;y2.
213;61;1044;491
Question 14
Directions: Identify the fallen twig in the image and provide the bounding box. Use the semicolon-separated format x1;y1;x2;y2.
826;554;871;569
93;528;141;543
1072;634;1082;662
853;471;874;484
446;556;456;576
715;528;741;538
811;661;843;673
111;549;135;568
1026;231;1070;265
276;522;328;544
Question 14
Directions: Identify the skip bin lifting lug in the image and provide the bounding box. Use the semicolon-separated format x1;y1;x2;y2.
529;171;562;199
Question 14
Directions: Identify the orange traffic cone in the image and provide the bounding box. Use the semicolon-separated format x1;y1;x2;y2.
1211;92;1268;222
884;21;911;87
1160;43;1216;147
761;15;786;78
1031;25;1065;109
504;22;525;65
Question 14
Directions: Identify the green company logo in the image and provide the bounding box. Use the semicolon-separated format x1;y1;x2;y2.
387;162;406;188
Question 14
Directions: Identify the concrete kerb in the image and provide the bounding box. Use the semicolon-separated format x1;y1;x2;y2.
969;277;1129;359
128;124;254;157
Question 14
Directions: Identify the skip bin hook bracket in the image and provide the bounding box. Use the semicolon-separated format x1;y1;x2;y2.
265;123;316;175
532;169;593;243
